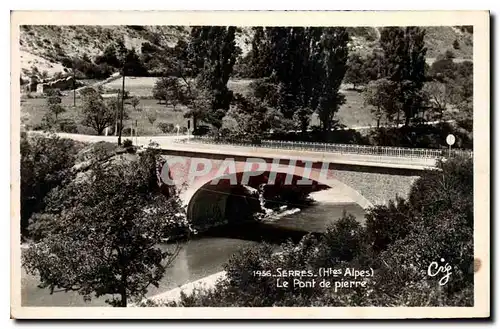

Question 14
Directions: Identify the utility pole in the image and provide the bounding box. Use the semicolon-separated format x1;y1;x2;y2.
118;70;125;146
73;69;76;107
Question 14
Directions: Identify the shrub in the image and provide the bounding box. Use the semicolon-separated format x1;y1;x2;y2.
157;122;175;134
364;197;413;252
123;139;133;148
57;118;78;133
122;127;134;136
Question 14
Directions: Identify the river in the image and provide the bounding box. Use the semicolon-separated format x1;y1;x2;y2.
20;193;366;307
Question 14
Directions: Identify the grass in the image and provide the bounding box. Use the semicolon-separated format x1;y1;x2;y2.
21;94;190;136
310;86;378;129
20;77;379;136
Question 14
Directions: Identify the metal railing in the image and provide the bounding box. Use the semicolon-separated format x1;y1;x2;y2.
178;136;473;159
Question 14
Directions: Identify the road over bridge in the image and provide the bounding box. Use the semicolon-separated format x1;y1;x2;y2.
40;132;472;223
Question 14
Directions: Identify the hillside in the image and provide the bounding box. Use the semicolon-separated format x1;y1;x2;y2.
18;25;472;80
19;25;189;79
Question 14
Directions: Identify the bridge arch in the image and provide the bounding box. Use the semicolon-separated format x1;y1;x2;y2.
181;167;373;224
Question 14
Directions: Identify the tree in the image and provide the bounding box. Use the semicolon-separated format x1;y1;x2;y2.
380;27;427;126
453;39;460;50
153;156;473;307
152;26;238;131
364;79;400;128
189;26;239;130
220;93;285;144
310;28;350;136
344;53;369;90
263;27;316;120
248;27;272;78
80;87;115;135
49;104;66;122
152;77;184;110
123;48;148;76
423;81;451;121
22;148;191;307
364;49;385;81
95;44;120;68
147;110;157;126
45;89;66;121
40;70;49;80
20;133;82;236
245;27;348;138
130;97;140;111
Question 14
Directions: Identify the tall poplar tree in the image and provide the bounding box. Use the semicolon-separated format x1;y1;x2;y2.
380;27;427;126
185;26;238;130
310;27;350;136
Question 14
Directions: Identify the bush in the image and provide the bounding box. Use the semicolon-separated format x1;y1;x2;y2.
364;197;413;252
57;118;78;133
192;125;210;136
122;127;134;136
367;123;473;149
123;139;133;148
157;122;175;134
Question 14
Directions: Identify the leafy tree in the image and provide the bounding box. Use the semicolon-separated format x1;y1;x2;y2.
247;27;272;78
423;81;451;121
260;27;316;121
430;56;456;82
106;93;130;137
344;53;369;90
220;93;285;144
40;70;49;80
364;79;400;128
22;148;190;307
453;39;460;50
147;110;158;126
95;44;121;68
122;48;148;76
20;133;82;236
246;27;348;139
79;87;115;135
45;89;66;121
130;96;140;111
429;58;472;129
152;77;184;110
380;27;427;126
310;28;350;136
153;27;238;131
189;26;239;130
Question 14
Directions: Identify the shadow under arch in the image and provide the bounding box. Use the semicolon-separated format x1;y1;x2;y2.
182;167;374;223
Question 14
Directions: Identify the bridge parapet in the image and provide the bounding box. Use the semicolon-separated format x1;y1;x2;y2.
178;137;473;160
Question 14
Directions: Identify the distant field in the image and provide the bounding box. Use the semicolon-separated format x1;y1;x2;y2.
21;95;190;136
21;77;380;136
102;77;255;98
103;77;158;98
311;87;378;129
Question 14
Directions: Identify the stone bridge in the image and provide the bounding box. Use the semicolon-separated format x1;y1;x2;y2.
156;142;439;223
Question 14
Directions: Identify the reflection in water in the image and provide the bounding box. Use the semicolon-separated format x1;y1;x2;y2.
21;191;366;307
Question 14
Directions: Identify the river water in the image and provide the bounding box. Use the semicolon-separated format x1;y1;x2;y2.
21;193;366;306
